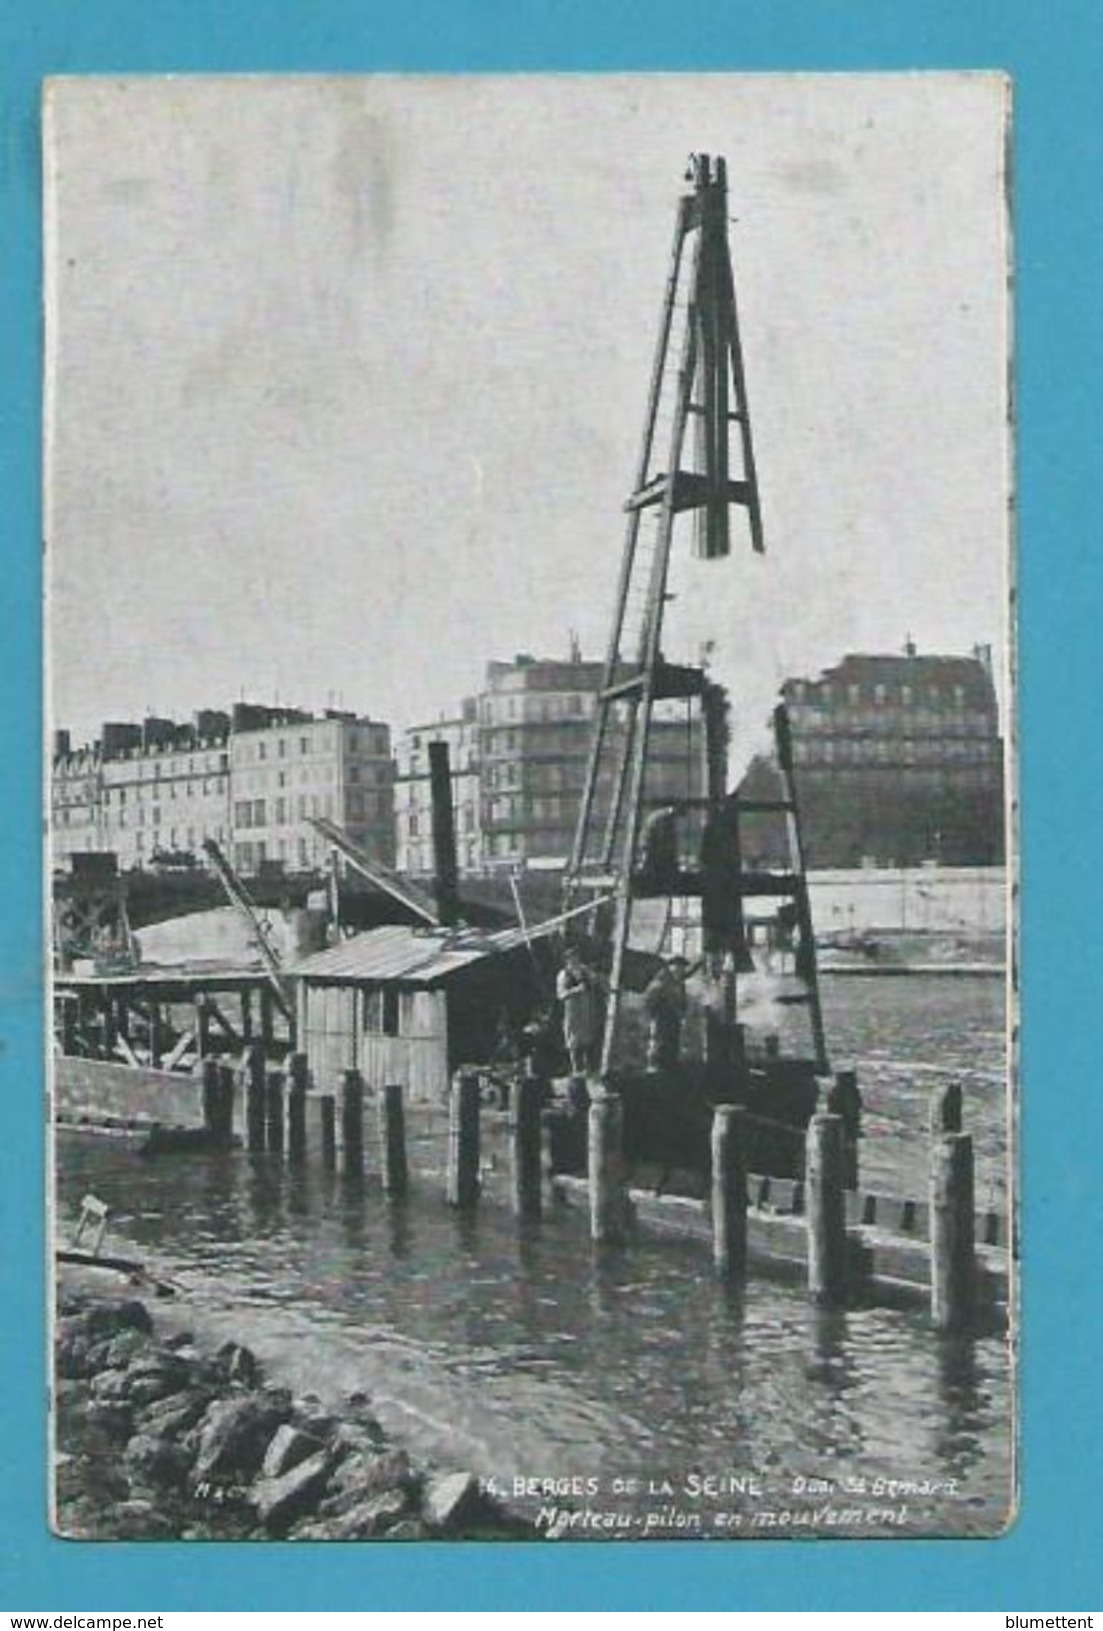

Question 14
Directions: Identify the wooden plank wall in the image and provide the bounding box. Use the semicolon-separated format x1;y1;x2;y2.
303;983;450;1104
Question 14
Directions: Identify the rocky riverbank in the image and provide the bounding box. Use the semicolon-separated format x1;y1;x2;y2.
54;1274;531;1541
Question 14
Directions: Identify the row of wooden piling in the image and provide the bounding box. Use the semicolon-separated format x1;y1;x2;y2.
201;1053;981;1333
585;1079;979;1333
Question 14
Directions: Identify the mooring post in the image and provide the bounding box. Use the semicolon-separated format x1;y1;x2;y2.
339;1067;365;1180
244;1040;267;1152
588;1085;626;1245
510;1072;543;1220
930;1131;976;1332
265;1070;285;1155
377;1082;409;1198
447;1069;481;1208
806;1113;847;1305
711;1104;748;1278
286;1052;308;1164
931;1081;963;1137
827;1069;862;1189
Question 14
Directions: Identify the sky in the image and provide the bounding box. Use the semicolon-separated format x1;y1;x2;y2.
45;73;1011;778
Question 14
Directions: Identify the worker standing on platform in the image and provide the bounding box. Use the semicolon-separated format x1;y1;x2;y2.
644;955;691;1072
556;948;600;1075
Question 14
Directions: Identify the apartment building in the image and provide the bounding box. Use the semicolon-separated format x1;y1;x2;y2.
51;703;394;878
739;645;1005;868
395;652;705;876
53;714;232;872
230;707;394;874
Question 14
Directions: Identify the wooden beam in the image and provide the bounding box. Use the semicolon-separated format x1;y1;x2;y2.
114;1033;141;1070
203;998;241;1048
162;1029;198;1073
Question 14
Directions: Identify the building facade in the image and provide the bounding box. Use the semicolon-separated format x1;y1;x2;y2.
739;645;1005;869
51;703;394;878
53;715;232;873
230;707;394;875
395;653;706;876
394;706;483;876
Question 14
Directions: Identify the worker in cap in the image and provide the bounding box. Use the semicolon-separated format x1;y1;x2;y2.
556;947;600;1076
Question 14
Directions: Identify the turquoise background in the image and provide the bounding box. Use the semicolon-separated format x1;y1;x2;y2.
2;0;1100;1611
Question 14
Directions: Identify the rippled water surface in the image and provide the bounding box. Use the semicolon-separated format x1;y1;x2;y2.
56;975;1014;1540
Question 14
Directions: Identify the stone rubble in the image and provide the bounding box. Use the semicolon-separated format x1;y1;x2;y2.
53;1286;531;1542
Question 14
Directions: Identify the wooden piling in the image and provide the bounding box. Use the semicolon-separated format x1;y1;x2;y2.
244;1041;267;1152
259;987;275;1052
377;1082;408;1198
806;1113;847;1305
286;1052;308;1164
217;1063;236;1146
309;1094;337;1168
710;1104;747;1277
588;1086;626;1245
200;1057;221;1140
540;1109;564;1208
930;1132;976;1331
265;1071;285;1155
195;996;212;1060
339;1068;365;1179
510;1073;543;1220
827;1069;862;1189
931;1081;963;1137
59;997;77;1057
148;1002;163;1068
447;1070;481;1209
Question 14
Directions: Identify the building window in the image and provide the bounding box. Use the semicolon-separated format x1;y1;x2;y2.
278;738;287;757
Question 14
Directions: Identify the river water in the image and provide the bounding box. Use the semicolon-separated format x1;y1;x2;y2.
55;973;1014;1541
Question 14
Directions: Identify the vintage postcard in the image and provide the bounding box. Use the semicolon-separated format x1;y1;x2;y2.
45;73;1014;1543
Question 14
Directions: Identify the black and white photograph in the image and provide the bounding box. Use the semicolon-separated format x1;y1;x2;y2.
45;73;1014;1544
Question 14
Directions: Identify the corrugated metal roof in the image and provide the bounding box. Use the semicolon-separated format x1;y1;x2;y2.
289;921;545;986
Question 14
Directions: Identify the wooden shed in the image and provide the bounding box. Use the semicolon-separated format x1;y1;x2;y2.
290;921;557;1103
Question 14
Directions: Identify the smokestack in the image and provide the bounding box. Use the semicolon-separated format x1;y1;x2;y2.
428;741;460;928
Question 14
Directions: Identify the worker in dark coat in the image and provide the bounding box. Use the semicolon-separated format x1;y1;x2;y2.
643;955;690;1071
